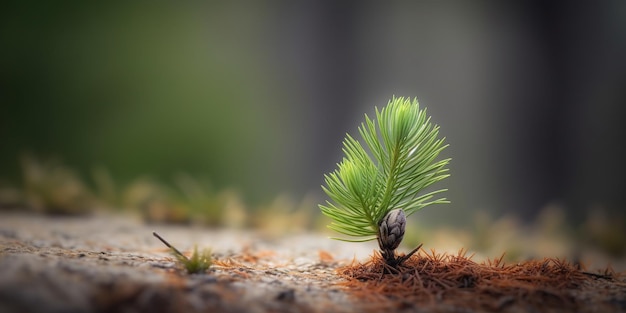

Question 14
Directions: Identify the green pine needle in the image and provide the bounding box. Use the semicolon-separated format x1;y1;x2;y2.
319;96;450;242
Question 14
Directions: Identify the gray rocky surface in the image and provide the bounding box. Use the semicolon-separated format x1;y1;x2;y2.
0;212;376;313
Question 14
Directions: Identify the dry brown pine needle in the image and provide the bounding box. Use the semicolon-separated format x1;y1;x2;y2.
337;249;625;312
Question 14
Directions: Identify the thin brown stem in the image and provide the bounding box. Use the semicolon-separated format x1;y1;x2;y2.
383;243;423;270
153;231;188;261
396;243;423;265
582;271;613;280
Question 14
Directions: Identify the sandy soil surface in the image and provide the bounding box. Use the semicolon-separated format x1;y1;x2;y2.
0;212;624;313
0;212;376;313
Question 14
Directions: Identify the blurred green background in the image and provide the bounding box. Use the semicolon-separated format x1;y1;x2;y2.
1;2;299;204
2;2;625;230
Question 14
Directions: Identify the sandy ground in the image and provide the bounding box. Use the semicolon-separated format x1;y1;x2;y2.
0;212;624;313
0;212;378;313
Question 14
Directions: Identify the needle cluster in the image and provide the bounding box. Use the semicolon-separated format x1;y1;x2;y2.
319;97;450;243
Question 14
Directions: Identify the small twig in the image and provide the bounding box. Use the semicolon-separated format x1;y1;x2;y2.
153;231;188;261
382;243;424;271
582;271;613;280
396;243;423;266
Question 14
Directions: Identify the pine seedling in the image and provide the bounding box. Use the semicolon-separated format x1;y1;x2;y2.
153;232;212;274
319;97;450;267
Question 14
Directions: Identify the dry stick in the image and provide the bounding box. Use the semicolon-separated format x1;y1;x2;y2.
396;243;423;266
153;231;189;261
582;271;614;280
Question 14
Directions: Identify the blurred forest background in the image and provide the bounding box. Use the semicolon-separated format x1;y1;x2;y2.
1;1;625;255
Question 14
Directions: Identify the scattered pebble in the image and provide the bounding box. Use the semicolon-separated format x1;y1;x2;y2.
275;289;295;302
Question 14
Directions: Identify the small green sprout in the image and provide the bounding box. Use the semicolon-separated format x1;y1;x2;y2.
153;232;212;274
319;96;450;267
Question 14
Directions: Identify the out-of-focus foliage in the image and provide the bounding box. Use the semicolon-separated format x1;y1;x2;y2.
251;194;318;238
582;207;626;257
18;155;93;215
123;174;247;227
403;207;573;262
0;155;298;230
401;205;625;271
0;155;239;225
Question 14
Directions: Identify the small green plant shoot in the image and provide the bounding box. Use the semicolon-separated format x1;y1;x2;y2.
320;96;450;267
153;232;212;274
